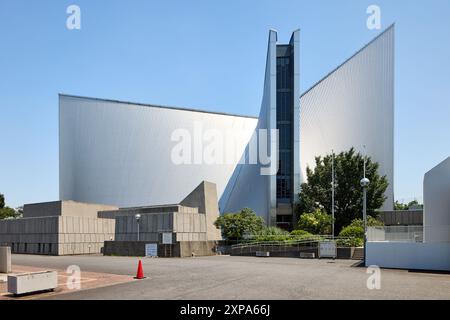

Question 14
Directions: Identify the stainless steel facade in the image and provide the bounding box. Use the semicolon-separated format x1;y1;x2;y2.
59;95;257;209
60;26;395;224
299;25;395;210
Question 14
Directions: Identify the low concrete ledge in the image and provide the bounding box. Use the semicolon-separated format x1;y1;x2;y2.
300;252;315;259
336;247;356;259
231;245;360;259
104;241;217;257
231;245;318;258
256;251;270;257
8;271;58;295
0;247;12;273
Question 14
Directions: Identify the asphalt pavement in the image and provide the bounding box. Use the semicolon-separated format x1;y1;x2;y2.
10;254;450;300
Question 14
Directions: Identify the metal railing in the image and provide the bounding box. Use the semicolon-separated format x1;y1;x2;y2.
231;235;355;250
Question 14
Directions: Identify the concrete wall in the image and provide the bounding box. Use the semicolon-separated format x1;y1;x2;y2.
113;210;209;242
103;241;217;257
114;212;174;242
0;216;115;255
108;181;222;242
366;242;450;271
23;201;62;218
98;205;197;219
98;205;187;219
23;201;117;219
423;157;450;243
180;181;222;240
178;241;217;257
0;217;59;254
61;201;118;218
174;213;207;241
378;210;423;226
57;216;115;255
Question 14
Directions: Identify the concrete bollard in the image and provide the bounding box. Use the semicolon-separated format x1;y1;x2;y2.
0;246;12;273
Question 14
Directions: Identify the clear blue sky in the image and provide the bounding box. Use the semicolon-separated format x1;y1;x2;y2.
1;0;449;208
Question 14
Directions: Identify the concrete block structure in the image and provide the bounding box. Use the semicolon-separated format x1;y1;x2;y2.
0;182;222;257
101;205;208;242
103;181;222;257
0;201;117;255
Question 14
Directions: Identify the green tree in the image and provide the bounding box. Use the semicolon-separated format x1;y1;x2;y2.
297;209;333;235
15;206;24;218
394;200;408;210
295;148;388;234
0;193;20;220
214;208;265;241
394;200;423;210
407;200;423;209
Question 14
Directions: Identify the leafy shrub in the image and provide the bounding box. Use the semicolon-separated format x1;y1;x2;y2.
338;225;364;247
339;225;364;238
297;209;333;235
254;226;290;242
290;229;315;240
348;217;384;229
290;229;312;237
336;237;364;247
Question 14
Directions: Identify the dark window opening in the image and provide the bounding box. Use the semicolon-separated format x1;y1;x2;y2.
276;215;293;230
276;51;294;204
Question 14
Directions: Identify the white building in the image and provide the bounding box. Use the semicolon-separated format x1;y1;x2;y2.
60;26;395;227
366;157;450;271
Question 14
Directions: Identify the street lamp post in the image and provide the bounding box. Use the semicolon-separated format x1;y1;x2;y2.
360;154;370;266
135;214;141;241
331;150;335;239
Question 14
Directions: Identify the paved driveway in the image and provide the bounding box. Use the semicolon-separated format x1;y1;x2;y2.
11;254;450;300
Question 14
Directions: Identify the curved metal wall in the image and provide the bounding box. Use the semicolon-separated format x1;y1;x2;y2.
299;25;395;210
220;30;278;222
59;95;257;208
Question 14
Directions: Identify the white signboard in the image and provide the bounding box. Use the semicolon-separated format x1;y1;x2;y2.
319;241;337;258
162;233;173;245
145;243;158;257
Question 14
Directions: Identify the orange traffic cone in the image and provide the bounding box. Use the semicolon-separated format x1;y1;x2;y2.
135;260;145;279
